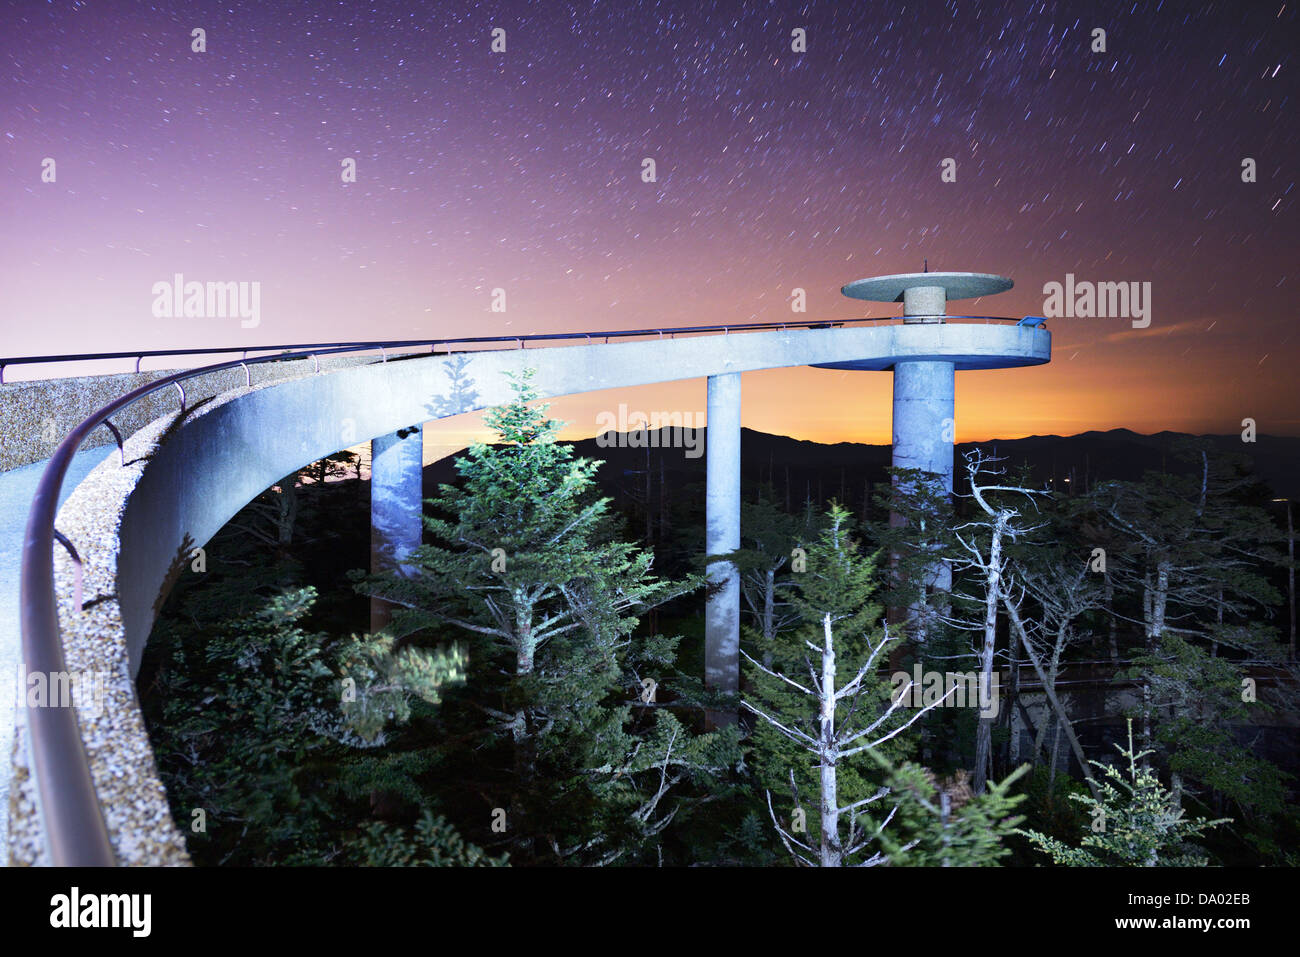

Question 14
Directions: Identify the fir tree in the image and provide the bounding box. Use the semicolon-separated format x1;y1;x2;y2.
1089;443;1289;818
743;503;950;866
713;495;819;665
871;466;958;650
145;586;467;865
1019;720;1230;866
865;759;1028;866
356;370;739;863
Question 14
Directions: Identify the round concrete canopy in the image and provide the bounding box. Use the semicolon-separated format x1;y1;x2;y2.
841;271;1013;302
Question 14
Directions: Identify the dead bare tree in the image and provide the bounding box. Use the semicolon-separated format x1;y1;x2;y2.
1016;552;1105;766
743;620;955;866
945;450;1051;794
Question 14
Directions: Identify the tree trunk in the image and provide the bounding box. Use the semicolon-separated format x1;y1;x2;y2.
511;608;538;857
1007;631;1021;768
660;454;668;541
1289;501;1296;661
818;613;842;867
1001;593;1101;800
645;445;652;544
1033;623;1068;756
276;474;298;546
1139;560;1169;760
1104;571;1119;663
1048;717;1062;789
973;515;1005;794
762;568;776;666
1211;586;1223;657
938;792;952;867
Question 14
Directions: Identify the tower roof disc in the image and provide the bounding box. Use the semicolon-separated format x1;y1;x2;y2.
841;272;1013;302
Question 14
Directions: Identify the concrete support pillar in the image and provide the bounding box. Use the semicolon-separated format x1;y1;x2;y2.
370;425;423;634
705;373;741;695
892;359;956;609
892;360;955;493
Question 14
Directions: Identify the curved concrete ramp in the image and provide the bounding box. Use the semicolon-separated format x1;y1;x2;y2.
9;322;1048;864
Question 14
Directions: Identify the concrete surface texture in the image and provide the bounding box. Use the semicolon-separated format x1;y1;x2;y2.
705;373;741;694
0;446;115;860
840;271;1015;304
369;425;424;633
0;353;380;473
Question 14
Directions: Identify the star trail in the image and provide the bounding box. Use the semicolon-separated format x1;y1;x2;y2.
1;0;1295;441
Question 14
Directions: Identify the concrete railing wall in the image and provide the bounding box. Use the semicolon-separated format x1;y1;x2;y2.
0;354;382;474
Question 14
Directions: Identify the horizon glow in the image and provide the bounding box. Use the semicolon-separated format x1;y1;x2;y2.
1;1;1295;443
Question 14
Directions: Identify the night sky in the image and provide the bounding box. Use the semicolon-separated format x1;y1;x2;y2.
1;0;1295;445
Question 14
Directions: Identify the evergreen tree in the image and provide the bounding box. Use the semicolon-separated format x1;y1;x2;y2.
871;466;957;650
744;503;948;866
145;586;468;865
1089;443;1289;818
356;370;739;863
1020;720;1230;866
865;759;1028;866
722;495;818;662
353;810;508;867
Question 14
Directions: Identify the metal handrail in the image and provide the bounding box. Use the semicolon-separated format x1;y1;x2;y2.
19;342;397;865
11;313;1040;865
0;315;1039;379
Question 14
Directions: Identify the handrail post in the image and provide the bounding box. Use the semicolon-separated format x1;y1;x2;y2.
101;420;125;467
51;530;84;615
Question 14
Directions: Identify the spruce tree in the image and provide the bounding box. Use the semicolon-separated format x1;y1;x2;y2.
357;370;739;863
744;503;942;865
145;586;469;865
1020;720;1229;866
1089;443;1289;820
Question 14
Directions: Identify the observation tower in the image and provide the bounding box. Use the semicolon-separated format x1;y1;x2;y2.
813;270;1050;600
815;270;1047;495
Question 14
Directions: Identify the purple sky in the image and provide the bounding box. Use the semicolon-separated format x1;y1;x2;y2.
2;0;1295;442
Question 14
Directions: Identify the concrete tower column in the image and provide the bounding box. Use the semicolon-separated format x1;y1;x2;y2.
370;425;423;634
891;360;956;494
705;373;741;695
892;360;955;595
895;276;958;597
902;284;946;321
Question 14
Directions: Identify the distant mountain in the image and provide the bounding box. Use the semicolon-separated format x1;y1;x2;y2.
425;428;1300;513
